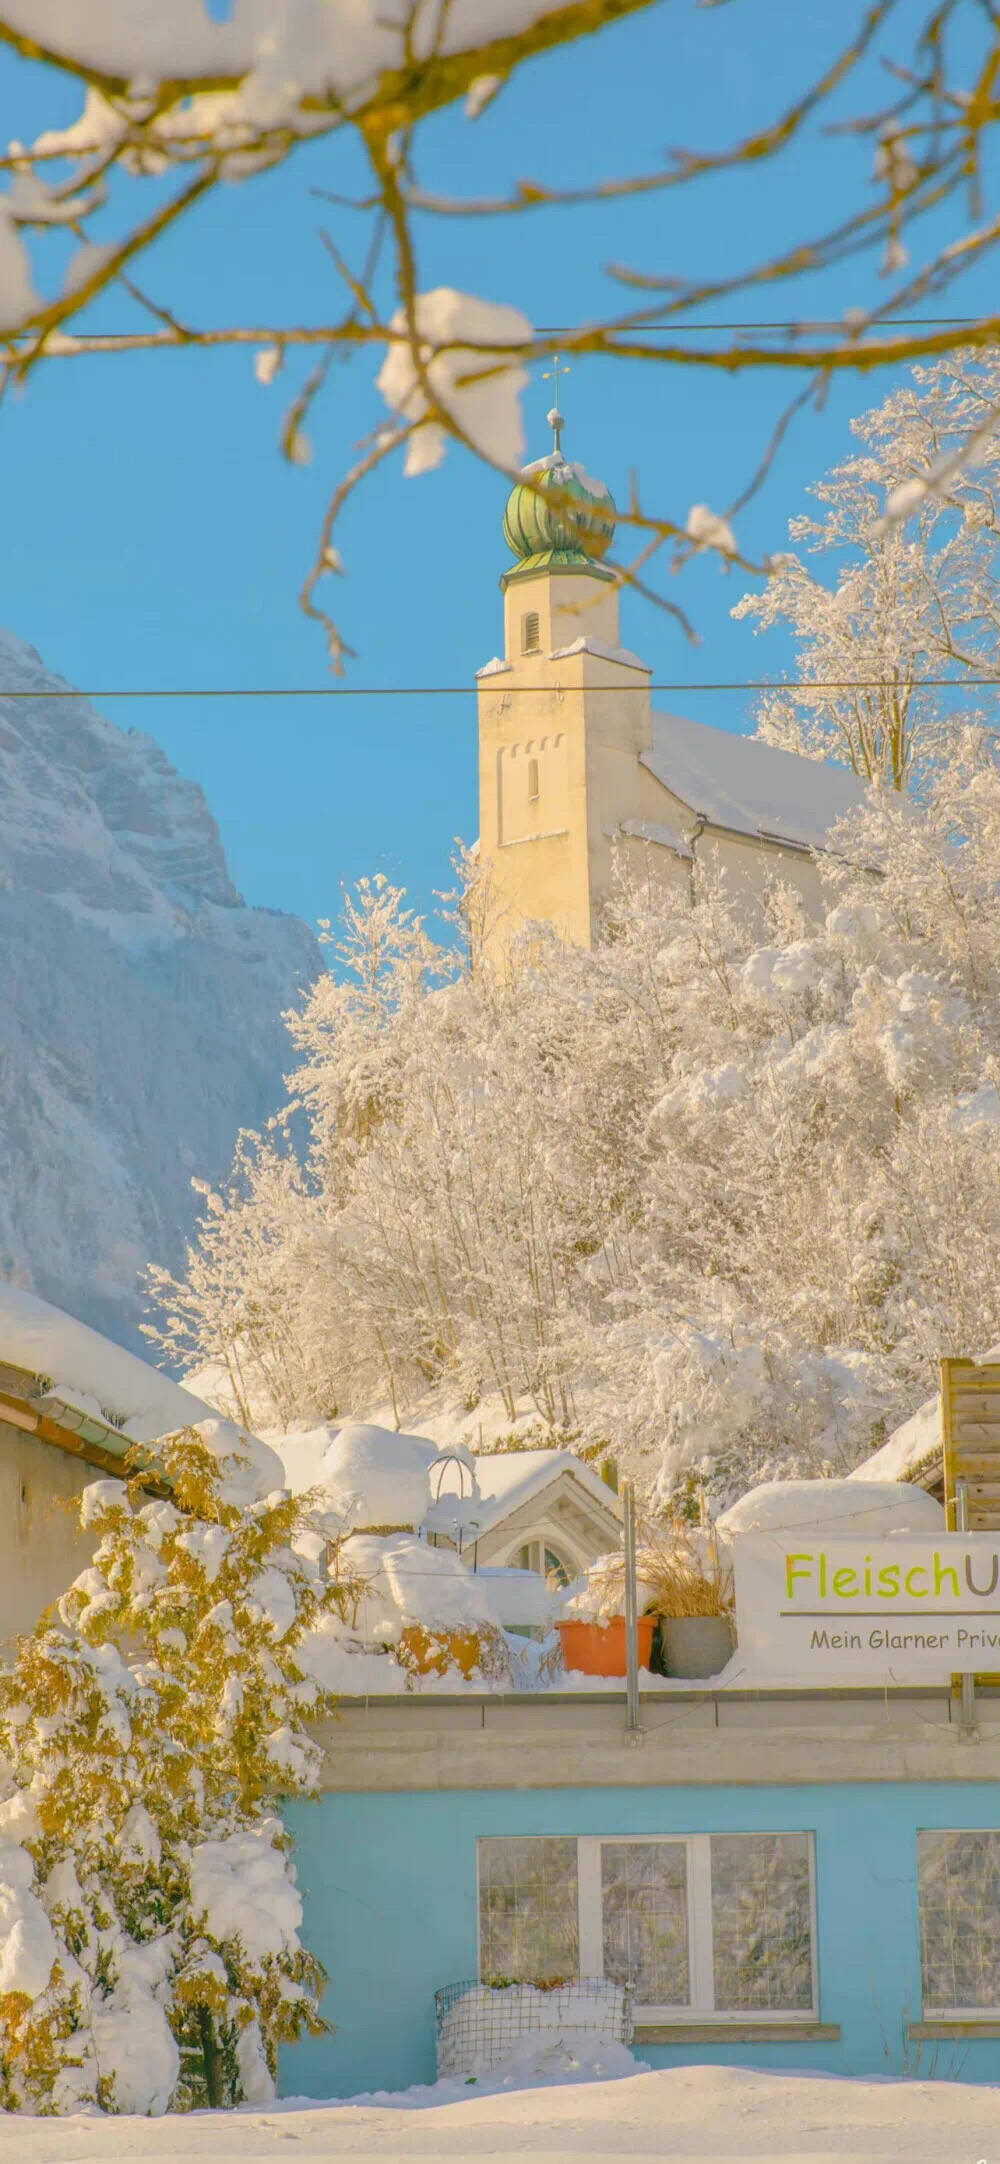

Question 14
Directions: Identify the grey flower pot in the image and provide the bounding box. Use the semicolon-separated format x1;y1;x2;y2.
660;1615;735;1679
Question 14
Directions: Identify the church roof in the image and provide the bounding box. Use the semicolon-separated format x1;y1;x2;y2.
642;710;868;854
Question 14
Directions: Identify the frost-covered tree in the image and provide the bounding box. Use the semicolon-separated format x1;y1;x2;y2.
734;354;1000;789
0;1426;341;2115
148;729;1000;1512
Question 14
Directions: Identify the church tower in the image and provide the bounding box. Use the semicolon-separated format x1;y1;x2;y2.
476;399;653;959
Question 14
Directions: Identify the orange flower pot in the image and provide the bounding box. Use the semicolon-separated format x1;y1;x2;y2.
557;1615;655;1678
398;1623;483;1678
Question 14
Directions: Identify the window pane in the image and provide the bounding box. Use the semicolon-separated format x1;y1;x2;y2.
711;1834;813;2012
478;1838;579;1984
601;1841;690;2006
919;1830;1000;2011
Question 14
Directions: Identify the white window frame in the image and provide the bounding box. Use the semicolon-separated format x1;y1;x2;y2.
918;1826;1000;2020
476;1832;819;2026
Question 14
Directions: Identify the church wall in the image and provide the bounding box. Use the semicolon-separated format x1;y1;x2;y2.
629;775;828;926
696;827;827;924
478;654;592;950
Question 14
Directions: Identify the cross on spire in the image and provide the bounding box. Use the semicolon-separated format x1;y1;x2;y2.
543;354;569;454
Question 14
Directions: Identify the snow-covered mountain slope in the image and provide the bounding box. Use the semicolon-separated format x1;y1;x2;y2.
0;629;320;1348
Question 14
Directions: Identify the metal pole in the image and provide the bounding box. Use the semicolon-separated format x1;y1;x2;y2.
955;1481;978;1740
622;1481;642;1740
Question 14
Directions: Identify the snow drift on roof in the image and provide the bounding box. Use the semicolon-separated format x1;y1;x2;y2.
0;1282;282;1498
850;1341;1000;1486
641;712;867;852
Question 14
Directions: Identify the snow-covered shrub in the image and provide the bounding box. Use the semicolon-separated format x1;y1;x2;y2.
0;1426;352;2115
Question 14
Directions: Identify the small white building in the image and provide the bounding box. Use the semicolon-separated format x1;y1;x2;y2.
268;1421;623;1586
424;1446;623;1583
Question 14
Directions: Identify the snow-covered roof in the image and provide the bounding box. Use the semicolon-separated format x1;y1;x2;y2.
850;1342;1000;1487
0;1281;282;1498
849;1401;942;1487
641;711;867;854
425;1448;621;1540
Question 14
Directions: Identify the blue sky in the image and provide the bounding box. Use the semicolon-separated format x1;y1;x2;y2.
1;0;994;930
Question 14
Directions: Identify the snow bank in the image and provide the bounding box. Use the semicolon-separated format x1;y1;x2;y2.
716;1475;945;1539
6;2063;1000;2155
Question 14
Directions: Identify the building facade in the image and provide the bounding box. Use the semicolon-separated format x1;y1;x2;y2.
285;1687;1000;2098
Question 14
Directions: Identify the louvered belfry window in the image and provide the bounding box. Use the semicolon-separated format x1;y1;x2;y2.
522;610;540;653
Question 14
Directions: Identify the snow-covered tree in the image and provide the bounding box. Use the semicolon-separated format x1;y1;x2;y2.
0;1426;344;2115
734;354;1000;789
149;724;1000;1512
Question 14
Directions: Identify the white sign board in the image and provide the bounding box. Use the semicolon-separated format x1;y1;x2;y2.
733;1535;1000;1681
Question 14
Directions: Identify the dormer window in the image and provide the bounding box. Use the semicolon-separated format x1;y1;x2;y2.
521;610;540;654
527;757;540;802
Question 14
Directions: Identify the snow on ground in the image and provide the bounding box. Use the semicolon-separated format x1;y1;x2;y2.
2;2066;998;2162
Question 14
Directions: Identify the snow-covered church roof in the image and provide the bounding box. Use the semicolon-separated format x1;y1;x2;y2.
642;711;867;854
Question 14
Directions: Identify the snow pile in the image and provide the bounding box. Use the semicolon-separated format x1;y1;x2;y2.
333;1532;500;1639
436;1980;632;2079
559;1550;658;1624
716;1476;946;1540
189;1821;302;1965
377;290;532;474
90;1986;179;2118
0;629;318;1349
475;1567;557;1628
317;1422;439;1530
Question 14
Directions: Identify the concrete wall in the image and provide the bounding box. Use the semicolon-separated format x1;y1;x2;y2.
283;1770;1000;2098
0;1419;96;1644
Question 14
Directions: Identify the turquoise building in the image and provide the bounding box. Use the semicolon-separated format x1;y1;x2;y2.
284;1685;1000;2097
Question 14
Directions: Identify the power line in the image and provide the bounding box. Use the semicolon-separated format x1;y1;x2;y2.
3;680;1000;698
536;318;998;332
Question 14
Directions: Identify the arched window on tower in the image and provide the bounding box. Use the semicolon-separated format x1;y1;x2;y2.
527;756;540;803
521;610;540;653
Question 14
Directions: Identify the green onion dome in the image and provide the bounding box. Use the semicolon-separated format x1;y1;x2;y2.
503;410;616;568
